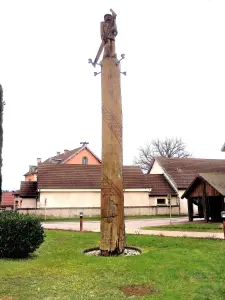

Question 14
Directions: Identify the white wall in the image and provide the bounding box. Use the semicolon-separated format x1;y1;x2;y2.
150;160;189;214
178;190;198;215
150;195;178;206
39;190;151;208
21;198;37;208
124;191;149;206
39;190;179;210
40;191;100;208
150;160;164;174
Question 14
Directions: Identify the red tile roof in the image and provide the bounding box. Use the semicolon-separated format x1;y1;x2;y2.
156;157;225;189
38;164;149;189
20;182;38;197
145;174;177;196
43;147;82;164
43;146;101;164
1;192;14;207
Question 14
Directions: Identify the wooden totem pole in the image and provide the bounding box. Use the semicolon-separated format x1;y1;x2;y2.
89;9;125;256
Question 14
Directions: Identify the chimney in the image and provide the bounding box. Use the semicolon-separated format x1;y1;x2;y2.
64;149;69;153
29;165;36;172
56;151;60;155
37;158;42;165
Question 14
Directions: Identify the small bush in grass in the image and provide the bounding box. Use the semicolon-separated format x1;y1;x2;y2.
0;212;45;258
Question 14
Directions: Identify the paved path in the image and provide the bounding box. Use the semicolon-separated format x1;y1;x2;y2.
43;217;188;232
42;217;225;239
129;229;224;239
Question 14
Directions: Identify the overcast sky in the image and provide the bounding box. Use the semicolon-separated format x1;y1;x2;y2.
1;0;225;190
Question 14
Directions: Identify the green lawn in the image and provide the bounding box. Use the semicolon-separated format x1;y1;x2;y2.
142;222;223;232
41;214;184;222
1;231;225;299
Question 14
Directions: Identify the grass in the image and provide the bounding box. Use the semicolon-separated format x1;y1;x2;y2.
142;222;223;232
1;231;225;299
41;214;184;222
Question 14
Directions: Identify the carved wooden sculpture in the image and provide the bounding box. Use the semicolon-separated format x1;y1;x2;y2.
93;9;117;66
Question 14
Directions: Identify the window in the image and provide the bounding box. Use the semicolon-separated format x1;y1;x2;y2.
157;198;166;205
82;156;88;165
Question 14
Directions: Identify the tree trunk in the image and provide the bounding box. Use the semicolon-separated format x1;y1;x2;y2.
100;57;125;255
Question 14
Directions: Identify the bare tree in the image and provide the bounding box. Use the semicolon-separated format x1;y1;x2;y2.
0;85;5;205
134;137;191;171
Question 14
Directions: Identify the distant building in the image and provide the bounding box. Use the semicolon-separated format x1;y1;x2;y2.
17;164;179;216
148;157;225;214
0;191;18;209
23;144;101;182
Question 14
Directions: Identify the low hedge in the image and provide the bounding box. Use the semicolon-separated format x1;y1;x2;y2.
0;212;45;258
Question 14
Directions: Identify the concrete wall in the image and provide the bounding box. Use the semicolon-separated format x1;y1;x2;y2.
18;189;181;217
18;205;180;217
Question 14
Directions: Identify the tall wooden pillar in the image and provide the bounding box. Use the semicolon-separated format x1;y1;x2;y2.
100;57;125;255
202;182;209;223
188;198;193;222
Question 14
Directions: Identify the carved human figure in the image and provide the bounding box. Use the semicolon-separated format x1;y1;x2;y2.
100;13;118;58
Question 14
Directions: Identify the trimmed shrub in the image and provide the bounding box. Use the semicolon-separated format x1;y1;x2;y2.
0;212;45;258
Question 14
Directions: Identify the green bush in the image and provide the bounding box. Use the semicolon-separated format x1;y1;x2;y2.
0;212;45;258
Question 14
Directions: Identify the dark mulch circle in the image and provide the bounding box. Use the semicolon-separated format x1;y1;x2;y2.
120;284;159;296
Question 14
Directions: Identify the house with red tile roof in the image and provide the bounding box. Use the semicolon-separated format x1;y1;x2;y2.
18;164;178;216
148;157;225;214
24;144;101;182
1;191;15;209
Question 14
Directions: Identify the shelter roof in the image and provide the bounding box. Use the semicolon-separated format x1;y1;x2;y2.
182;172;225;198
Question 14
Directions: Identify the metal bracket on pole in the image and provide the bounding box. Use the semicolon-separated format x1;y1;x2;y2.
94;71;101;76
116;54;125;65
88;58;102;68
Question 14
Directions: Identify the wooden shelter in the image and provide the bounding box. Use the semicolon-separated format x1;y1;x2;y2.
182;173;225;222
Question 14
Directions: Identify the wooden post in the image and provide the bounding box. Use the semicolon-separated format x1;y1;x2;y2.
80;212;83;232
188;198;193;222
202;182;209;223
100;57;125;256
223;220;225;240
